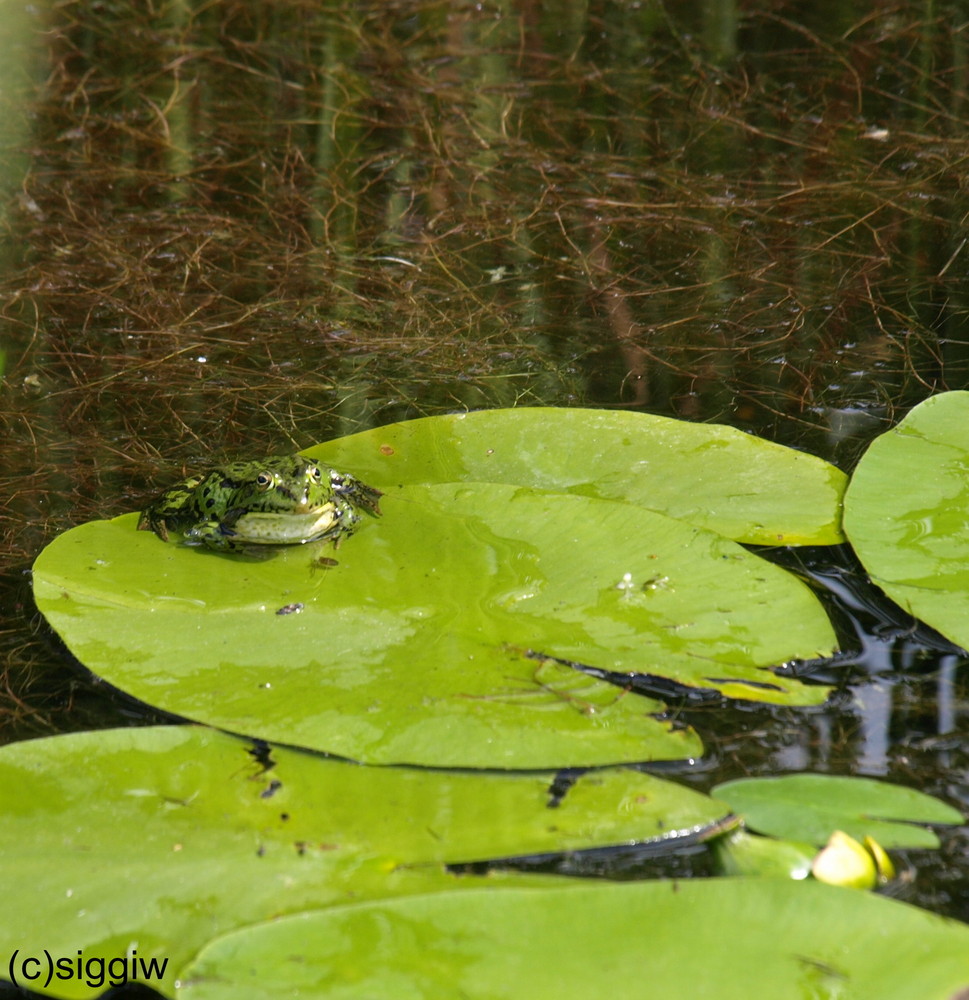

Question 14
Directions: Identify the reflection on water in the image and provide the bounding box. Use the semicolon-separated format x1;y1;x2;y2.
854;680;894;777
0;0;967;916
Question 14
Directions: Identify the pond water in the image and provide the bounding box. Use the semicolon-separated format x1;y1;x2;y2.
1;0;968;929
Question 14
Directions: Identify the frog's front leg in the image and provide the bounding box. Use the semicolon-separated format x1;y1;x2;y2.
137;510;172;542
139;476;205;543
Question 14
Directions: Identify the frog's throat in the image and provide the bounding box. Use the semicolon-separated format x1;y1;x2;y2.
226;504;341;544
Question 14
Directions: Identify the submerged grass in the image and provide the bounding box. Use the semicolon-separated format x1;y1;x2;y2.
0;0;967;907
3;2;967;488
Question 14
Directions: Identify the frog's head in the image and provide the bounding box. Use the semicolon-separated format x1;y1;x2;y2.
209;456;339;515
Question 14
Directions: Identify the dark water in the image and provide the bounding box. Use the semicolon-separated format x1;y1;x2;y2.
1;0;968;927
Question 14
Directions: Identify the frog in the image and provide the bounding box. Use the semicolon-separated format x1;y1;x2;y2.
137;454;382;551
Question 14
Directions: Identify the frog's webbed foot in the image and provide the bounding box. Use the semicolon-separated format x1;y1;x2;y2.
355;483;383;517
333;476;383;517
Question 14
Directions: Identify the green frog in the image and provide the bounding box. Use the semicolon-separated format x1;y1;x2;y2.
138;454;382;551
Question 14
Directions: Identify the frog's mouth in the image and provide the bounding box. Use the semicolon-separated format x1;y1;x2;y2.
291;501;323;514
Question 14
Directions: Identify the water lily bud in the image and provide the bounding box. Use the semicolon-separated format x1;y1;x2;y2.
811;830;877;889
863;835;896;883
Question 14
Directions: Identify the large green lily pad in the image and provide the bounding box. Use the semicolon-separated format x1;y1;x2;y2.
844;390;969;649
33;482;837;768
176;879;969;1000
311;407;847;545
0;725;729;1000
714;774;964;849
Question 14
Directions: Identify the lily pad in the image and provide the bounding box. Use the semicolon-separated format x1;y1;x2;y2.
32;483;837;768
713;774;964;848
0;725;729;1000
176;879;969;1000
843;390;969;649
311;407;847;545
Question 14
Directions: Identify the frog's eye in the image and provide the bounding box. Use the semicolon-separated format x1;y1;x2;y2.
256;472;275;491
309;466;323;483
